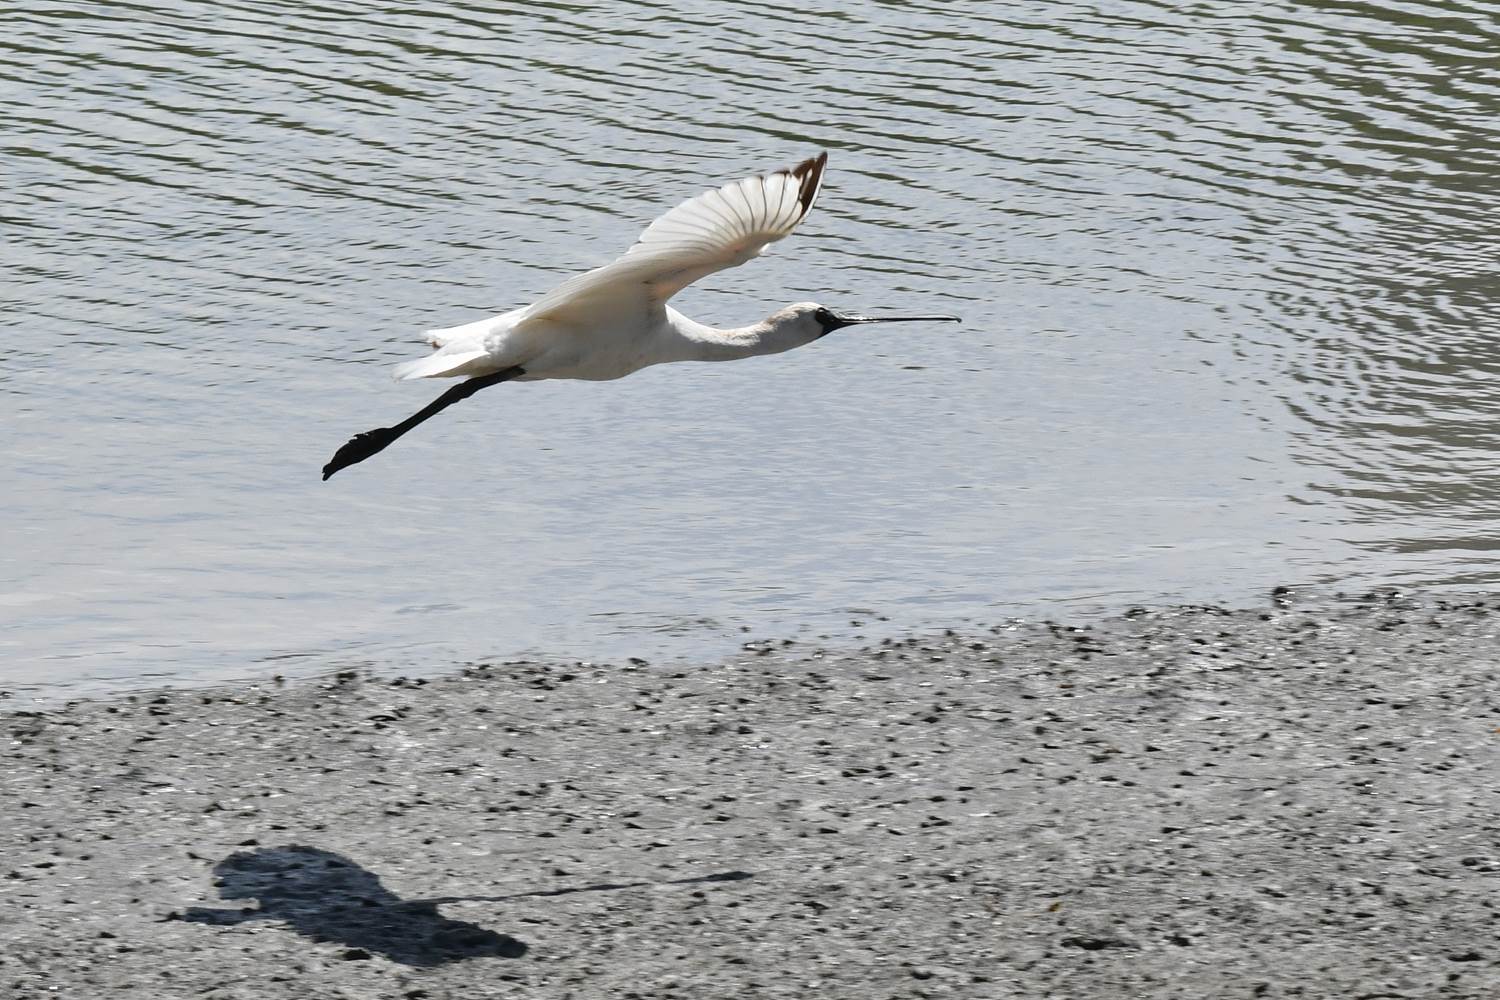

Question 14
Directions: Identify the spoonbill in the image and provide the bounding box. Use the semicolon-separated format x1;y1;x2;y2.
322;152;960;480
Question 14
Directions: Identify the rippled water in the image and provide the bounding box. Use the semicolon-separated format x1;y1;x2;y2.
5;0;1499;697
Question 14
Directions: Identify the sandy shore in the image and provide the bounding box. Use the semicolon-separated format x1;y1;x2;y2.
2;591;1497;998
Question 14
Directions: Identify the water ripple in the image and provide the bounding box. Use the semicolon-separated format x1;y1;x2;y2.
4;0;1499;693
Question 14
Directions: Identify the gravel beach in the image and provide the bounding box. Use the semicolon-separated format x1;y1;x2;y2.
2;591;1497;999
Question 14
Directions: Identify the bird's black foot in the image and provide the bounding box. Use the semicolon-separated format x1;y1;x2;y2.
322;427;398;480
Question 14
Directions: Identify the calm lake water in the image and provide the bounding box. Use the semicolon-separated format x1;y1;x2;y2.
5;1;1498;699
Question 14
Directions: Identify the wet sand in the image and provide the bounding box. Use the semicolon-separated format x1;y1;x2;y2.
2;591;1497;998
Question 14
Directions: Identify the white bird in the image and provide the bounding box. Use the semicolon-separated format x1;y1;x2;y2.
322;152;960;479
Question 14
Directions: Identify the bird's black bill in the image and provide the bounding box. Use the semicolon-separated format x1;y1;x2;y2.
321;365;525;480
820;310;962;334
840;314;962;325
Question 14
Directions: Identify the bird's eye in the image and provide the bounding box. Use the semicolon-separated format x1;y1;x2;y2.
813;308;833;325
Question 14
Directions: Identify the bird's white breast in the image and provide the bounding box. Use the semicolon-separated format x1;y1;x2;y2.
517;317;675;382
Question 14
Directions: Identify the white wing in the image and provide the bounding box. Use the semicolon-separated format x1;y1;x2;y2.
521;152;828;328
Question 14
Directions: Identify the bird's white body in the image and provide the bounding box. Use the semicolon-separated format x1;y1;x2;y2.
392;154;835;384
323;152;959;479
409;304;825;383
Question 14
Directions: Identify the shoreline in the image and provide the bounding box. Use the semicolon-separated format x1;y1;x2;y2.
3;591;1496;997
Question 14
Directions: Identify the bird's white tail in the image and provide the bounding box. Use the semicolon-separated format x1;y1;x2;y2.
392;349;493;380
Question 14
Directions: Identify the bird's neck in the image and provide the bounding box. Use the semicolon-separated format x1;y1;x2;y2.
666;309;805;362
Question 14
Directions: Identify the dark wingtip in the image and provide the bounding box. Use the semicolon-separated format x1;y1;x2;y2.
789;150;828;217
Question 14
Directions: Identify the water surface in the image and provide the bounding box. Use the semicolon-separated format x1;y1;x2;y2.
5;1;1499;697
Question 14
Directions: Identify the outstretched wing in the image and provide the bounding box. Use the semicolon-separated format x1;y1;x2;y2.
521;152;827;328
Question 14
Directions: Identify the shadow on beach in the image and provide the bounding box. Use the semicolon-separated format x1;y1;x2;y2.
177;845;527;967
175;843;754;967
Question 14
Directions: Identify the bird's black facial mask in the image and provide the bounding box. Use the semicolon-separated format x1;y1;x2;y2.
813;307;848;336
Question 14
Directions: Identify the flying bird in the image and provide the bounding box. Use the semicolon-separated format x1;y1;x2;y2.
322;152;960;479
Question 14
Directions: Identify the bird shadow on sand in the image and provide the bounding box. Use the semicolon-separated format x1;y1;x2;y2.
172;845;526;966
171;844;754;968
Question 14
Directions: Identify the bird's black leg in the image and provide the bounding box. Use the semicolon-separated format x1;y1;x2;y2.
321;366;525;480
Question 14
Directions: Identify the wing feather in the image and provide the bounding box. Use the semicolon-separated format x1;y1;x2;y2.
521;152;828;328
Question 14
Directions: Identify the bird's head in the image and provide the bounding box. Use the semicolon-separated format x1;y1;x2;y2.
775;302;962;345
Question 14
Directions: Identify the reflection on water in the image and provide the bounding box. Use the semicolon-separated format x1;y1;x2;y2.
3;1;1498;696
